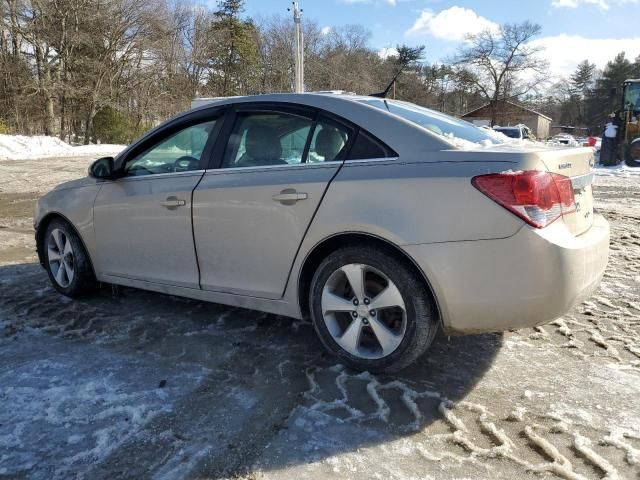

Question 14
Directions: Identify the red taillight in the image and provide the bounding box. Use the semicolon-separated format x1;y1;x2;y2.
472;171;575;228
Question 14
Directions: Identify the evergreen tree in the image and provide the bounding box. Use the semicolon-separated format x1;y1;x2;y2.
586;52;635;129
209;0;260;96
563;60;596;126
571;60;596;96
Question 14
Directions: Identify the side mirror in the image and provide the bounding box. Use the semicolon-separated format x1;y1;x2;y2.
88;157;115;180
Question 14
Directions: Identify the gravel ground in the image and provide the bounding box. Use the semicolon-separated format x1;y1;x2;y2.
0;156;639;480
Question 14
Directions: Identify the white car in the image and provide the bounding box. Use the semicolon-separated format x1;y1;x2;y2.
551;134;581;147
493;125;533;140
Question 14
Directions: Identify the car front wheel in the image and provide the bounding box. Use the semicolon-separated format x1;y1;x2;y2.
309;245;438;373
44;219;96;297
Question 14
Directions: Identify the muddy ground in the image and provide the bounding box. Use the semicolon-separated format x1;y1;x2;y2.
0;157;639;480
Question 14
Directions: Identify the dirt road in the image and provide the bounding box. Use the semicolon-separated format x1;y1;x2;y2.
0;157;639;479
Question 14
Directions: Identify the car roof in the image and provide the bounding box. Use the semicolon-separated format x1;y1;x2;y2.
189;92;377;114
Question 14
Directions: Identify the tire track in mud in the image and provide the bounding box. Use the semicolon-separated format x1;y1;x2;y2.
286;364;640;480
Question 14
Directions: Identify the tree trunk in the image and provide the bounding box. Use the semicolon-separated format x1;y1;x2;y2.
44;95;55;135
84;103;96;145
490;98;499;127
60;92;66;141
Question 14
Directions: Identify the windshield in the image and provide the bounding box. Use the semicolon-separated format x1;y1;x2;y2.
624;82;640;113
360;99;504;145
493;127;521;139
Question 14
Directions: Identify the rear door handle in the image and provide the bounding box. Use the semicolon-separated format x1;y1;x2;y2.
272;189;308;205
160;196;186;209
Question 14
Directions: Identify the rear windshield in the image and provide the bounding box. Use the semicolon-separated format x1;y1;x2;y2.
493;127;521;139
360;99;503;145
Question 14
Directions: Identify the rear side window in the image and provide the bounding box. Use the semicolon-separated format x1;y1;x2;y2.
222;111;314;168
347;130;395;160
307;116;353;163
361;99;503;146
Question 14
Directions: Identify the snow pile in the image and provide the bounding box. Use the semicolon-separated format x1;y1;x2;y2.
443;132;496;150
0;134;125;160
595;163;640;178
445;132;550;152
479;126;512;143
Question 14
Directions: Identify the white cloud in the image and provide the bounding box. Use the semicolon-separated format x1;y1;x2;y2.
551;0;639;8
530;34;640;77
551;0;608;8
340;0;397;4
378;47;398;59
321;26;332;35
405;6;499;41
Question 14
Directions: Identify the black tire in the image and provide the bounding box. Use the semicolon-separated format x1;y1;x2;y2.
624;140;640;167
309;245;439;373
43;218;96;297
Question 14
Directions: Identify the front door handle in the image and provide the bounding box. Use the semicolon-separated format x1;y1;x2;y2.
160;196;186;209
272;189;308;205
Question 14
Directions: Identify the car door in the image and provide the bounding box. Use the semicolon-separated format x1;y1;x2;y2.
193;104;354;299
93;112;223;288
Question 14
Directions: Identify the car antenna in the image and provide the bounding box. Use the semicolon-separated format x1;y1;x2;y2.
369;67;403;98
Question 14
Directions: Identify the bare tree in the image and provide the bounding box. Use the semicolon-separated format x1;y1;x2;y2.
454;21;548;125
6;2;627;141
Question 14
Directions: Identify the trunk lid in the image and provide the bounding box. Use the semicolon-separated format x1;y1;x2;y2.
537;147;595;236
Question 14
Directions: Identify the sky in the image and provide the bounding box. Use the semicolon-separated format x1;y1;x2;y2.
241;0;640;80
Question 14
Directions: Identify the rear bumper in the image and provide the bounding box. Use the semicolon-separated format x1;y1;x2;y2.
403;213;610;334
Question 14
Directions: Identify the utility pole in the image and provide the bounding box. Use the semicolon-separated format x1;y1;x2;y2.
289;1;304;93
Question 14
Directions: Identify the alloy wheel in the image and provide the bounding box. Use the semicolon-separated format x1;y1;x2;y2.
320;263;407;359
47;228;75;288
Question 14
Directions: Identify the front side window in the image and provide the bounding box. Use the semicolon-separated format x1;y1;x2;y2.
125;120;217;176
624;82;640;113
222;111;314;168
361;99;503;146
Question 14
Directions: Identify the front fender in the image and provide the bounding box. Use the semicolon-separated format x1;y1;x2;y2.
34;184;102;270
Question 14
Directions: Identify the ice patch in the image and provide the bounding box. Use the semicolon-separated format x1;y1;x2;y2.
0;332;208;479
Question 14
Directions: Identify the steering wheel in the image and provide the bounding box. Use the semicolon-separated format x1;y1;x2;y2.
173;156;200;173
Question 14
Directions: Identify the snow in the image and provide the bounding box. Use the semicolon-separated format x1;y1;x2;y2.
0;134;124;160
595;162;640;178
0;333;208;480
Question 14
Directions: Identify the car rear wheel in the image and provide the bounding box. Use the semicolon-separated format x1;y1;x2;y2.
44;219;96;297
309;245;438;373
